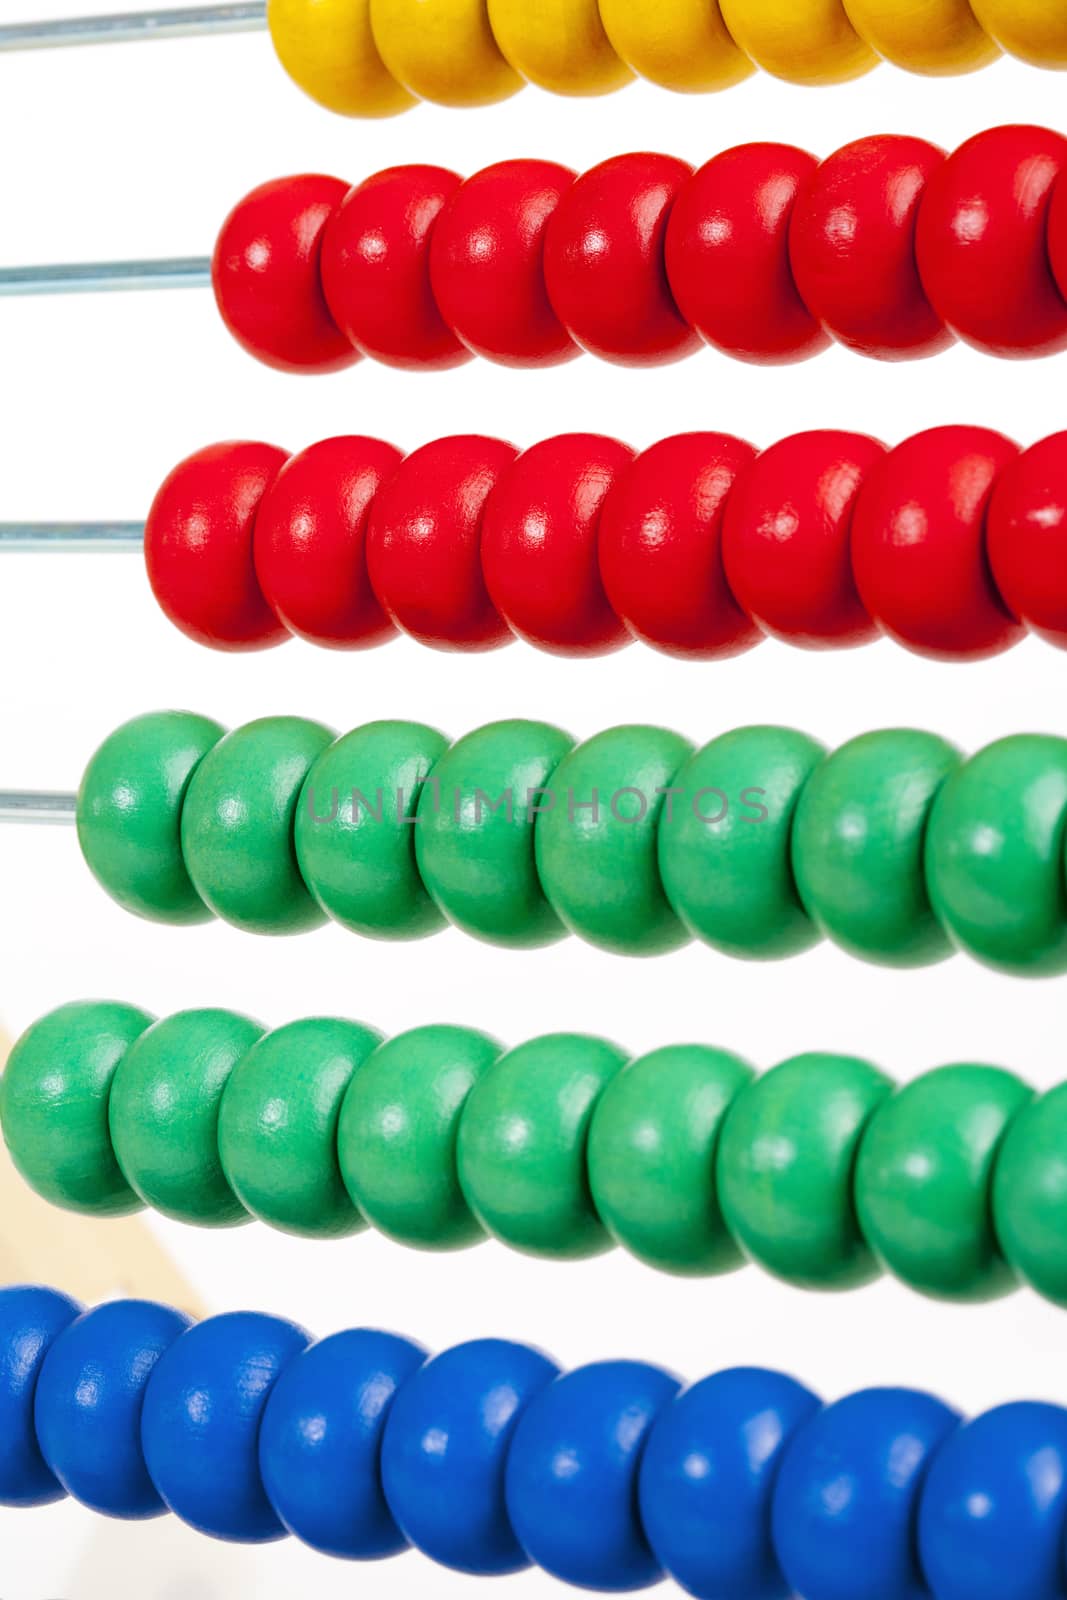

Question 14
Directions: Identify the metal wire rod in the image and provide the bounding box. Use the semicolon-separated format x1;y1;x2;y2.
0;5;266;51
0;524;144;552
0;793;77;826
0;259;211;297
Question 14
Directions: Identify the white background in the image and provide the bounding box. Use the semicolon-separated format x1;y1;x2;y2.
0;3;1066;1594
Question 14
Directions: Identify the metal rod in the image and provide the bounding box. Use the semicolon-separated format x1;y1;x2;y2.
0;524;144;553
0;258;211;297
0;793;77;826
0;5;266;51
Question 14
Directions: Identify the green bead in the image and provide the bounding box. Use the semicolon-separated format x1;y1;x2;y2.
77;711;224;925
457;1033;628;1258
659;727;826;959
338;1024;501;1250
182;716;336;935
856;1063;1032;1302
416;721;574;949
1;1001;153;1215
109;1009;265;1227
534;726;693;956
295;721;449;940
218;1018;382;1238
792;730;962;968
718;1053;891;1290
994;1085;1067;1306
926;735;1067;975
587;1045;754;1276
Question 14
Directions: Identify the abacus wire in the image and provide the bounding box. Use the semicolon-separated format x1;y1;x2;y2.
0;5;266;51
0;794;76;825
0;260;210;296
0;524;143;551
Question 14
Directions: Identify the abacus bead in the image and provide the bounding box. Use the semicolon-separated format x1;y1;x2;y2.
258;1329;427;1558
915;127;1067;357
319;168;470;369
252;436;402;648
428;160;579;367
855;1064;1031;1301
543;154;700;366
218;1018;381;1238
144;441;291;651
718;0;877;82
480;434;635;655
381;1339;559;1574
987;433;1067;649
598;0;754;91
485;0;634;94
141;1312;309;1542
597;432;763;660
919;1404;1067;1600
265;0;415;117
294;721;449;939
842;0;1000;72
458;1033;627;1259
994;1084;1067;1304
506;1361;679;1591
369;0;521;106
659;727;825;959
1;1000;153;1215
337;1024;500;1249
415;720;573;947
925;735;1067;974
535;725;693;956
212;175;358;374
1052;176;1067;299
718;1054;892;1290
791;730;963;967
108;1009;263;1226
774;1389;961;1600
721;431;884;648
366;436;517;649
77;710;223;925
181;716;335;935
789;136;951;360
34;1300;190;1518
587;1045;755;1276
640;1368;819;1600
850;426;1024;660
0;1286;81;1506
666;145;828;365
970;0;1067;65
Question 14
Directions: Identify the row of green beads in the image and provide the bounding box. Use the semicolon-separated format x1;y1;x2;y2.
75;712;1067;973
4;1001;1066;1304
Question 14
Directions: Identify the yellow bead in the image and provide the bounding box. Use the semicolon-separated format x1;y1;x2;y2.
598;0;754;91
267;0;415;116
969;0;1067;66
844;0;1001;72
718;0;878;83
370;0;522;105
486;0;635;95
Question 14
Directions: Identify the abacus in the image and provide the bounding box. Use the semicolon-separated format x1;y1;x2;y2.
4;426;1065;659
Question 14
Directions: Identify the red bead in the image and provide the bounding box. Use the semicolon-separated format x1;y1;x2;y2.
542;154;700;366
915;126;1067;357
211;176;358;375
429;159;579;367
480;434;634;655
850;426;1025;660
365;436;517;650
144;442;291;650
319;167;470;371
598;433;762;659
252;436;403;649
1051;173;1067;302
665;144;829;364
722;432;884;648
987;433;1067;649
789;135;951;360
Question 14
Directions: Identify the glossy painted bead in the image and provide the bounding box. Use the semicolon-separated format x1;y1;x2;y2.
0;1287;81;1507
994;1083;1067;1305
457;1033;627;1258
844;0;1000;72
718;0;877;83
971;0;1067;65
486;0;634;95
718;1054;892;1290
266;0;415;116
987;433;1067;649
1051;173;1067;298
370;0;521;106
598;0;754;91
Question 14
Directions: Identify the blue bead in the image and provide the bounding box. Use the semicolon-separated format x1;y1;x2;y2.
259;1328;427;1559
773;1387;960;1600
506;1359;680;1592
0;1286;81;1506
919;1402;1067;1600
638;1366;820;1599
34;1298;190;1518
381;1338;558;1575
141;1310;309;1542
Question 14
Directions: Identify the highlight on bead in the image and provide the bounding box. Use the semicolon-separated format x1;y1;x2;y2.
64;710;1067;976
209;127;1067;373
5;1280;1067;1599
6;1000;1067;1306
138;426;1067;659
